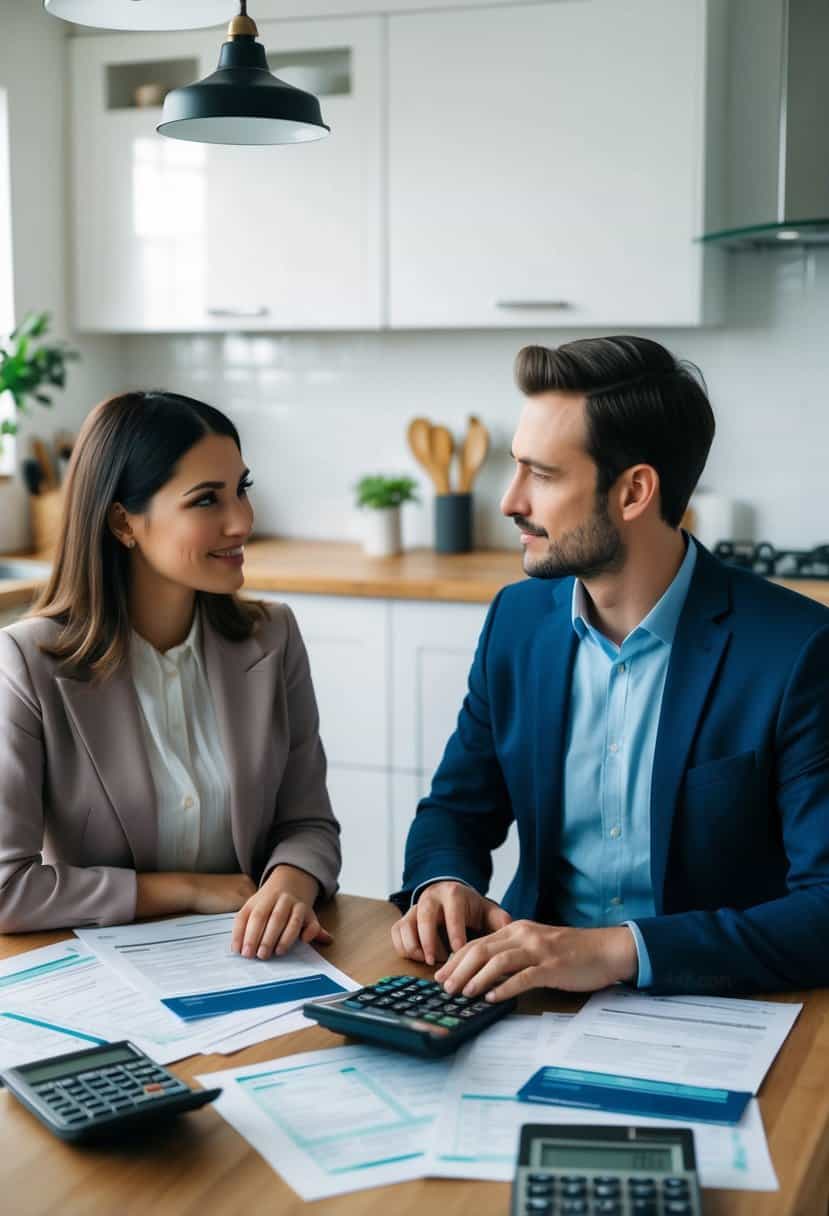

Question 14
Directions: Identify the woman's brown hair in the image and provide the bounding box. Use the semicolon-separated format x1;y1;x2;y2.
30;390;266;680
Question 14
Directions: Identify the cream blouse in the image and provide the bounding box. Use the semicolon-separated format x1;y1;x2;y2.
129;611;237;873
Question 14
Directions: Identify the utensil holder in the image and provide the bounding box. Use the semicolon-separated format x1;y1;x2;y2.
30;489;65;556
435;493;473;554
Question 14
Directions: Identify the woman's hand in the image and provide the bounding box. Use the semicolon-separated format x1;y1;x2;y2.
189;873;257;915
231;864;332;959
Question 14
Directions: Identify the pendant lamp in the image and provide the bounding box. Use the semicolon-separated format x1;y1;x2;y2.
158;3;330;146
43;1;237;30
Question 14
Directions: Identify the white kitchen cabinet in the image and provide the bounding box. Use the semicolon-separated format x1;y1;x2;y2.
326;765;391;899
390;599;487;773
70;17;383;332
388;0;723;328
257;591;388;768
204;17;384;331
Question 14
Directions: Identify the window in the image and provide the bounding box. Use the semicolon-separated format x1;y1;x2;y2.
0;87;15;477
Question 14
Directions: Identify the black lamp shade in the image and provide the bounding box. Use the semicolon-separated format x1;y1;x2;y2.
158;36;330;146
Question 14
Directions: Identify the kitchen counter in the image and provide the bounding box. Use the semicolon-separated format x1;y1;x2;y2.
2;538;829;610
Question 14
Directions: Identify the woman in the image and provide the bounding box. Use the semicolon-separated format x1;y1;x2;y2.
0;391;341;959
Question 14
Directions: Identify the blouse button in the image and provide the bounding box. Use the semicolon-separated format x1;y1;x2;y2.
182;795;195;810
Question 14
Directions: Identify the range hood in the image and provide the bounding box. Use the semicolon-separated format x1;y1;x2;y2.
701;0;829;249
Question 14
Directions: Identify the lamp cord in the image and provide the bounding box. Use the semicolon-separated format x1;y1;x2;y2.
240;0;247;14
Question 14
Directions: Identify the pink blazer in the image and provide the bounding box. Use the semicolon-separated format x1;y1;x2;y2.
0;602;341;931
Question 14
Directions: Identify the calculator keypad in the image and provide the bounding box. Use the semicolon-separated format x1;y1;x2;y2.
30;1060;189;1126
342;977;493;1032
519;1173;696;1215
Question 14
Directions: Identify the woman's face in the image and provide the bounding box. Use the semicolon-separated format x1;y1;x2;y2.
118;433;254;595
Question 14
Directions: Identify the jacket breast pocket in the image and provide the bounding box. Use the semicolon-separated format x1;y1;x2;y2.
684;749;757;791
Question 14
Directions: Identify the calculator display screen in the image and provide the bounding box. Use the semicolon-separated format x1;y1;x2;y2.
538;1143;675;1172
22;1045;137;1083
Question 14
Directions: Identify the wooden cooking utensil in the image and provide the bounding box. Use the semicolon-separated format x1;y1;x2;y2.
459;415;490;492
31;437;58;491
407;417;443;492
429;425;454;494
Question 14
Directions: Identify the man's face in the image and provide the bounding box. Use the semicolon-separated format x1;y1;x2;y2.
500;392;624;579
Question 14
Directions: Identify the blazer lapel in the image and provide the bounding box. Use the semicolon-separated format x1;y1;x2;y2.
532;578;579;920
57;666;158;871
202;608;280;872
649;548;733;912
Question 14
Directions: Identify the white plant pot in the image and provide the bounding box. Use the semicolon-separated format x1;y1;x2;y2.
362;506;402;557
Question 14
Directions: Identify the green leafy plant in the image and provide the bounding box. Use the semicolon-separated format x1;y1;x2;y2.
0;311;80;446
355;474;419;510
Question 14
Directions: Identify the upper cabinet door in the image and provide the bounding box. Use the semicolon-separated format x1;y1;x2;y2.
388;0;717;329
71;30;217;332
70;18;383;332
203;17;383;332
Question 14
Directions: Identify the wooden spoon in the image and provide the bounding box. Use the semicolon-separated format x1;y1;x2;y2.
429;425;454;494
406;417;443;492
459;416;490;492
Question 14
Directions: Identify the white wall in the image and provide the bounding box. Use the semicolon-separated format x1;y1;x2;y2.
0;1;121;551
119;247;829;551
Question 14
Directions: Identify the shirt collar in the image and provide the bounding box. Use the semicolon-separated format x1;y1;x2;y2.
131;608;203;671
571;533;698;649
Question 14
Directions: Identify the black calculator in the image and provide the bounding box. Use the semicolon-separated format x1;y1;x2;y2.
511;1123;702;1216
0;1040;221;1142
303;974;517;1056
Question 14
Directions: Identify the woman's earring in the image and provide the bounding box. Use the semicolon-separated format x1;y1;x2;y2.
127;540;135;549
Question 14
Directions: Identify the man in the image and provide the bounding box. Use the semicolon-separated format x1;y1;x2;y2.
391;335;829;1000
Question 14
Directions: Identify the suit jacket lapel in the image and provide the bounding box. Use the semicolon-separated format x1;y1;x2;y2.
649;548;733;912
57;666;158;871
202;606;280;873
532;578;579;920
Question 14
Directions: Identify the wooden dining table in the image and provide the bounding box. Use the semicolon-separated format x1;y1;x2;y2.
1;894;828;1216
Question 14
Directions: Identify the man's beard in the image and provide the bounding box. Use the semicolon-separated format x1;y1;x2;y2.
516;493;625;580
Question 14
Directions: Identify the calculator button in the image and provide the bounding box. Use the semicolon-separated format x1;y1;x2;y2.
560;1200;588;1215
594;1203;621;1216
438;1016;460;1028
342;999;367;1010
528;1174;552;1185
664;1203;692;1215
630;1201;657;1216
524;1200;553;1213
663;1178;689;1192
356;992;378;1003
561;1180;587;1197
594;1181;620;1195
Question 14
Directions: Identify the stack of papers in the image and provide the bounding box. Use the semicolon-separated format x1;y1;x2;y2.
197;1003;782;1202
0;913;358;1071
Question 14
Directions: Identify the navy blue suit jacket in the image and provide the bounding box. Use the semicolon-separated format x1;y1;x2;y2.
395;545;829;994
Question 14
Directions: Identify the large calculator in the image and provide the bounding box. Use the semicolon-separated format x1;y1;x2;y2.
511;1124;701;1216
0;1040;221;1142
303;974;517;1056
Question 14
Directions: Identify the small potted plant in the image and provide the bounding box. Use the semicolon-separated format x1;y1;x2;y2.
355;474;419;557
0;311;79;452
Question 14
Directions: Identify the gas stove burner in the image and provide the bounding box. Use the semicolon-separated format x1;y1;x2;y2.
713;541;829;580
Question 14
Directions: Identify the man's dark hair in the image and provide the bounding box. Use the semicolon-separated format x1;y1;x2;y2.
514;336;715;528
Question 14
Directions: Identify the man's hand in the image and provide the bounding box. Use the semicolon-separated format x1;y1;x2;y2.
391;881;512;966
231;864;332;959
435;920;638;1001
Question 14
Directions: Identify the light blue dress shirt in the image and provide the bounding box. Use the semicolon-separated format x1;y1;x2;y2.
413;537;697;990
558;536;697;986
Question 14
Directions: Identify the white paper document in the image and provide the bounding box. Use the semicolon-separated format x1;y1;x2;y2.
544;989;801;1093
429;1011;777;1191
197;1043;449;1200
429;1012;571;1180
76;913;356;1024
0;941;211;1066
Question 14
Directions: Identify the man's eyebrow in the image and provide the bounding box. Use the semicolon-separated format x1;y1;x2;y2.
182;469;251;496
510;450;560;475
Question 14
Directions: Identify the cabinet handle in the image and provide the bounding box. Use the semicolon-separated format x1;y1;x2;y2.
493;297;571;308
206;307;271;319
495;299;572;311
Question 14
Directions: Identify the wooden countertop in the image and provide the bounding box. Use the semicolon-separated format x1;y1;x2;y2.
2;894;828;1216
2;538;829;609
